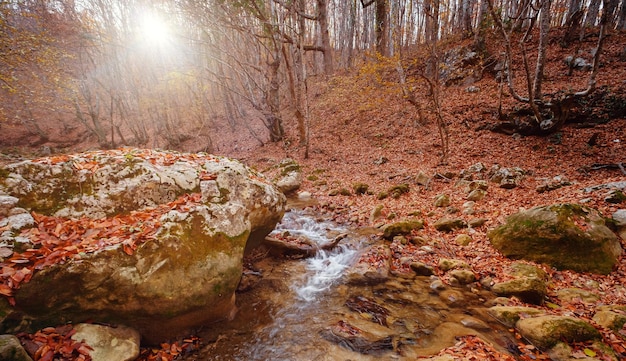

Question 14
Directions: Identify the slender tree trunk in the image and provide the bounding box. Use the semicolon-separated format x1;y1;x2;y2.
534;0;551;99
317;0;334;73
375;0;390;56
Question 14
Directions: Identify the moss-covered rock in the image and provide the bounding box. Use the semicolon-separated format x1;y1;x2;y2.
275;158;303;194
487;306;545;328
491;277;547;305
438;258;470;272
593;305;626;333
352;182;370;195
488;203;622;274
516;315;601;350
388;184;410;199
381;220;424;240
433;218;466;232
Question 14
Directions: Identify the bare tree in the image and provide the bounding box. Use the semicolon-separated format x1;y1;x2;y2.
488;0;608;134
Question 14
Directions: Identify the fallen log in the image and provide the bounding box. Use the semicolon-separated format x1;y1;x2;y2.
263;233;348;257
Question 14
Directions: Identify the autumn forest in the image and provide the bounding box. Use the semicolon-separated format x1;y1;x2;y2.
1;0;626;360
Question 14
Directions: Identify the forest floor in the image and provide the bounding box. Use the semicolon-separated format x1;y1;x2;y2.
1;28;626;360
223;30;626;360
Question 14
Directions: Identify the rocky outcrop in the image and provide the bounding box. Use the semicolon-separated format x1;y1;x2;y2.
0;149;285;343
488;204;622;274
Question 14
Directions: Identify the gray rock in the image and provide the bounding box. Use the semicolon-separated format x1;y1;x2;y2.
605;189;626;204
488;204;622;274
0;334;33;361
430;279;446;292
275;159;303;194
0;195;19;217
0;213;35;231
71;323;140;361
613;209;626;226
488;165;524;189
516;315;600;350
459;316;490;330
467;180;488;192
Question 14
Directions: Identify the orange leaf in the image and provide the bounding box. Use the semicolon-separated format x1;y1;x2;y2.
123;243;134;256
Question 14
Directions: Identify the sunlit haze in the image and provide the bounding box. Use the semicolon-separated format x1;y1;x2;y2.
139;12;171;47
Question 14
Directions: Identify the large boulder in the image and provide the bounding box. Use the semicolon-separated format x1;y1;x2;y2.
488;204;622;274
0;149;285;343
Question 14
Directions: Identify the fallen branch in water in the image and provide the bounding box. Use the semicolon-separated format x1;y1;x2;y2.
263;233;348;257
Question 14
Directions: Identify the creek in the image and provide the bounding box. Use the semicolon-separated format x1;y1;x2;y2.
184;206;519;360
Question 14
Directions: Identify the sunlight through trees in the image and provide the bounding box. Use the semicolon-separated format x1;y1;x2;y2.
0;0;624;151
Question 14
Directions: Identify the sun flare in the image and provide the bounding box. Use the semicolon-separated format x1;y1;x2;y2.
139;12;171;47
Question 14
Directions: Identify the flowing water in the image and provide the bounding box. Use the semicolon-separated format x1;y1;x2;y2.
185;207;518;360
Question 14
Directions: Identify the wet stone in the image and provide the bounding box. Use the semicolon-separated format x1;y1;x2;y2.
410;262;435;276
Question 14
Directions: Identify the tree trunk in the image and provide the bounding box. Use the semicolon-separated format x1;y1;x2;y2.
375;0;389;56
584;0;601;28
266;55;284;142
533;0;551;100
317;0;334;73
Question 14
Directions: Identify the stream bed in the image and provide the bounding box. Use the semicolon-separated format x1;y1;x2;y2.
184;207;519;360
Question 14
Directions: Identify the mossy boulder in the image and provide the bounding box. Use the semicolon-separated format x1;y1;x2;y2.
0;149;286;343
488;204;622;274
381;220;424;240
516;315;601;350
